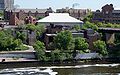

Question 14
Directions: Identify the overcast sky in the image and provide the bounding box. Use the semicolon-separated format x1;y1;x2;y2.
14;0;120;10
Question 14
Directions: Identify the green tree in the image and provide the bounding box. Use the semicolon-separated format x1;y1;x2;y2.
74;37;89;50
93;40;108;56
51;49;69;62
54;30;74;50
33;41;46;61
96;22;103;27
26;24;36;31
83;21;98;30
0;31;24;51
16;31;26;42
105;23;114;28
83;12;93;22
51;49;61;62
73;25;81;31
36;24;45;39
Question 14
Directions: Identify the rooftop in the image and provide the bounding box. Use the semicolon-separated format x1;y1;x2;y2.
6;8;52;13
37;13;83;23
75;53;101;60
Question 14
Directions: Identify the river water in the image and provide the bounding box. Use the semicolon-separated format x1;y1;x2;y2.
0;64;120;75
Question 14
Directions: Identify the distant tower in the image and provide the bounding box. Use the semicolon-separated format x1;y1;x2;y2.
0;0;14;10
72;3;80;9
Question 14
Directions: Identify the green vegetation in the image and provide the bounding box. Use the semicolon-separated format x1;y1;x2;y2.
73;25;81;31
83;12;93;22
93;40;108;56
34;31;89;62
54;30;74;50
36;24;45;39
82;21;98;30
33;41;46;61
0;30;28;51
74;37;89;50
26;24;37;31
0;11;3;17
16;31;26;42
50;49;72;62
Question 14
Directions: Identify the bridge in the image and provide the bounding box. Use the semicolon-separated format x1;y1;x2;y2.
98;27;120;44
98;28;120;33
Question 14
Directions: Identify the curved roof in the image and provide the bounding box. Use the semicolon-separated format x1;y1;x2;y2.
37;13;83;24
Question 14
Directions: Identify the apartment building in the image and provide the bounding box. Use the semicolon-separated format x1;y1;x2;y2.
92;4;120;24
4;7;53;25
56;7;91;20
0;0;14;10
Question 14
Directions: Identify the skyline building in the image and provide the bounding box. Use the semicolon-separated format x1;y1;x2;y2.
0;0;14;10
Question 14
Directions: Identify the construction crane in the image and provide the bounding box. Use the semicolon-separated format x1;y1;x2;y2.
72;3;80;9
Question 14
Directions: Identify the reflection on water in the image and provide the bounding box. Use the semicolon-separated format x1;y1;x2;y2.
53;64;120;75
0;64;120;75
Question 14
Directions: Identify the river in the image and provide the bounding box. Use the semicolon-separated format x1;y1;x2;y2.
0;64;120;75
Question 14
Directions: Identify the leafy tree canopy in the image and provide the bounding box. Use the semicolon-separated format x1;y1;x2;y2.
33;41;46;61
93;40;108;56
74;37;89;50
54;30;74;50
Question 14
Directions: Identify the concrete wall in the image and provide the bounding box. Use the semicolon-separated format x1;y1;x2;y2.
0;52;36;59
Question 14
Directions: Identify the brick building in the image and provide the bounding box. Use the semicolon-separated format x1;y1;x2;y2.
92;4;120;24
56;7;91;20
4;7;53;25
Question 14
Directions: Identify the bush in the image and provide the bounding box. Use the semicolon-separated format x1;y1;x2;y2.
74;37;89;50
26;24;36;31
0;31;25;51
93;40;108;56
54;30;74;50
50;49;72;62
83;21;98;30
33;41;46;61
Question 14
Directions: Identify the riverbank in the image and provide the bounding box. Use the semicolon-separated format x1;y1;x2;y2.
0;59;120;69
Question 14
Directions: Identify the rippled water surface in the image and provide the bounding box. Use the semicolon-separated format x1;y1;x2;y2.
0;64;120;75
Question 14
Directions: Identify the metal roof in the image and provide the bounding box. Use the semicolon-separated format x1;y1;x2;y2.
37;13;83;23
75;53;100;60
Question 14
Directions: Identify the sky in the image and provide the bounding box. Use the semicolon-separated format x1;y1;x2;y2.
14;0;120;11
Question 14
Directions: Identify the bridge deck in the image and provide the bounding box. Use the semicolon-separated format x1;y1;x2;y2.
98;28;120;33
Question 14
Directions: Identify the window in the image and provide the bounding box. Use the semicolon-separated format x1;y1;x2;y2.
0;4;4;9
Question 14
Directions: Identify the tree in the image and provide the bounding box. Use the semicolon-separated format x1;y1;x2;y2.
51;49;71;62
36;24;45;39
16;31;26;42
51;49;61;62
26;24;36;31
83;12;93;22
54;30;74;50
82;21;98;30
93;40;108;56
105;23;114;28
0;31;24;51
74;37;89;50
73;25;81;31
33;41;46;61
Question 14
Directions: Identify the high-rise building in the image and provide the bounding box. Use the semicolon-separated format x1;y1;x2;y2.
0;0;14;10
